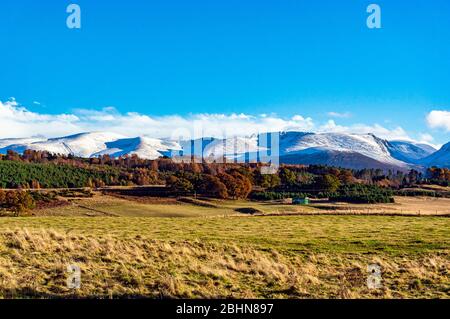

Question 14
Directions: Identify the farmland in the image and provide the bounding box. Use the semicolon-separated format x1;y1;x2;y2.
0;192;448;299
27;191;450;217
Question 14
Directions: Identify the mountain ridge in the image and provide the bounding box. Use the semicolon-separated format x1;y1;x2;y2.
0;131;446;170
419;142;450;168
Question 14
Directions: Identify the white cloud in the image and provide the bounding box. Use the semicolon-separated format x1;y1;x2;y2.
426;110;450;131
0;100;315;139
0;100;432;143
318;120;411;141
418;133;434;143
416;133;441;149
0;100;81;138
327;111;352;119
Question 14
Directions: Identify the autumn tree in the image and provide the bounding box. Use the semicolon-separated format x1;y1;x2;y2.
314;174;341;193
31;180;41;189
230;171;253;199
166;176;194;195
339;170;354;185
199;175;228;199
279;167;297;187
0;191;35;216
254;171;281;189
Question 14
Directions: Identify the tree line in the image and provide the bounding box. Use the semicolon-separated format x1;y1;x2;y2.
0;150;449;203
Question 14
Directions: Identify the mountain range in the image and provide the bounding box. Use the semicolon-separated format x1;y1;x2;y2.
0;131;448;170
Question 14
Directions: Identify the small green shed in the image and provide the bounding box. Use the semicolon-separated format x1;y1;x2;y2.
293;197;310;205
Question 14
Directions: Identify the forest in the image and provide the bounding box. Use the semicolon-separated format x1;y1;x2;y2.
0;149;449;212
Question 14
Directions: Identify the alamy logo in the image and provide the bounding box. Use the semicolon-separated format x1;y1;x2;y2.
367;4;382;29
67;264;81;289
64;5;379;30
367;264;383;289
168;125;280;171
66;4;81;29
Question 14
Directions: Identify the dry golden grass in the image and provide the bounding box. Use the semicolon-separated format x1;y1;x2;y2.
309;196;450;215
0;229;448;299
32;194;241;217
31;194;450;219
2;193;449;299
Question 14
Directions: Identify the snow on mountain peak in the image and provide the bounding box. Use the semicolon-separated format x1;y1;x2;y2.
280;132;399;163
0;131;448;169
387;140;436;163
23;132;126;158
0;132;181;160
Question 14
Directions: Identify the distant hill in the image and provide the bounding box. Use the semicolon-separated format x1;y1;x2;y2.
419;142;450;168
387;140;436;164
0;131;447;170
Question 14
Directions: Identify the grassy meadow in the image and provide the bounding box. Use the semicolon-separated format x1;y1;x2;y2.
29;193;450;217
0;192;448;299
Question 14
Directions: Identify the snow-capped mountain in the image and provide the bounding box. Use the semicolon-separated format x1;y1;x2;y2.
0;132;182;160
419;142;450;168
387;140;436;164
0;131;447;170
181;132;425;170
91;136;182;159
27;132;125;158
0;137;47;149
0;132;126;158
178;135;267;162
275;132;413;170
202;136;260;158
279;132;402;165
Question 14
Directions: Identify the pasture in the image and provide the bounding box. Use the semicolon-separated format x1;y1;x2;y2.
0;200;448;298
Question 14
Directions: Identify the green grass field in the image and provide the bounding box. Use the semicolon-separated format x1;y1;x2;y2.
31;193;450;218
32;194;312;217
1;215;448;254
0;194;449;299
0;213;448;299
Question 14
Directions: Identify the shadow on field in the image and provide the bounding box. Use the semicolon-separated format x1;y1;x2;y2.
0;288;168;299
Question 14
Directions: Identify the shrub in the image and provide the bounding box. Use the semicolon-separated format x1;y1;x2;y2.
0;190;36;216
330;184;394;204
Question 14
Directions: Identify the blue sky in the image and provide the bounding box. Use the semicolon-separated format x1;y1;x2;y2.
0;0;449;145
